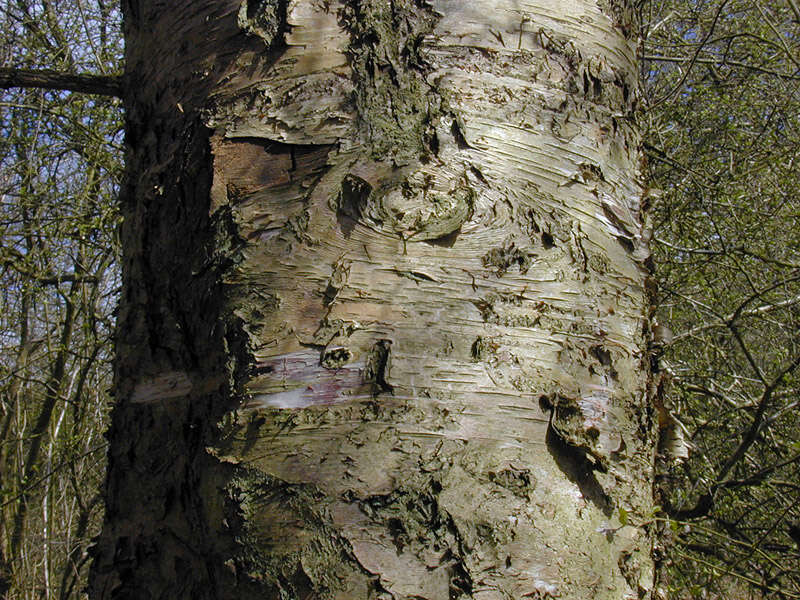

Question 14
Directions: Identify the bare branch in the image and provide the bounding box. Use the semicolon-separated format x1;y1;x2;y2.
673;292;800;344
0;67;122;97
642;54;800;80
789;0;800;24
715;350;800;485
648;0;731;109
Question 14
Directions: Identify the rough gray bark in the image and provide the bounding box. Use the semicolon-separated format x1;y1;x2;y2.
90;1;659;599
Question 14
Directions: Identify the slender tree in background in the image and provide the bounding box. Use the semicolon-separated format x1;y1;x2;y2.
83;1;660;599
0;1;122;598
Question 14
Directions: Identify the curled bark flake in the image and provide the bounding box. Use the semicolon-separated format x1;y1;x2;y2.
237;0;288;47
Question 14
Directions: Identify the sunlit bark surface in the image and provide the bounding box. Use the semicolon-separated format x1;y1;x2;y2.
90;1;658;599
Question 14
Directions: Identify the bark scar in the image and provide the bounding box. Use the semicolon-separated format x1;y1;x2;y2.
365;339;393;395
539;394;608;473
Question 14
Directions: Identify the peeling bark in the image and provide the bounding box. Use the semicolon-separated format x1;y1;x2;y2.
90;1;659;599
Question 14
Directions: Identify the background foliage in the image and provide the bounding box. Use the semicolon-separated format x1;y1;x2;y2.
0;1;122;598
0;0;799;598
642;0;800;597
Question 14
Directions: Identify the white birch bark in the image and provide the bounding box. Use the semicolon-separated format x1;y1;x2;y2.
91;1;659;599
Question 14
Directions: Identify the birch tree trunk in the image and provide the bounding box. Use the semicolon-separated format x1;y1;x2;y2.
89;1;659;599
